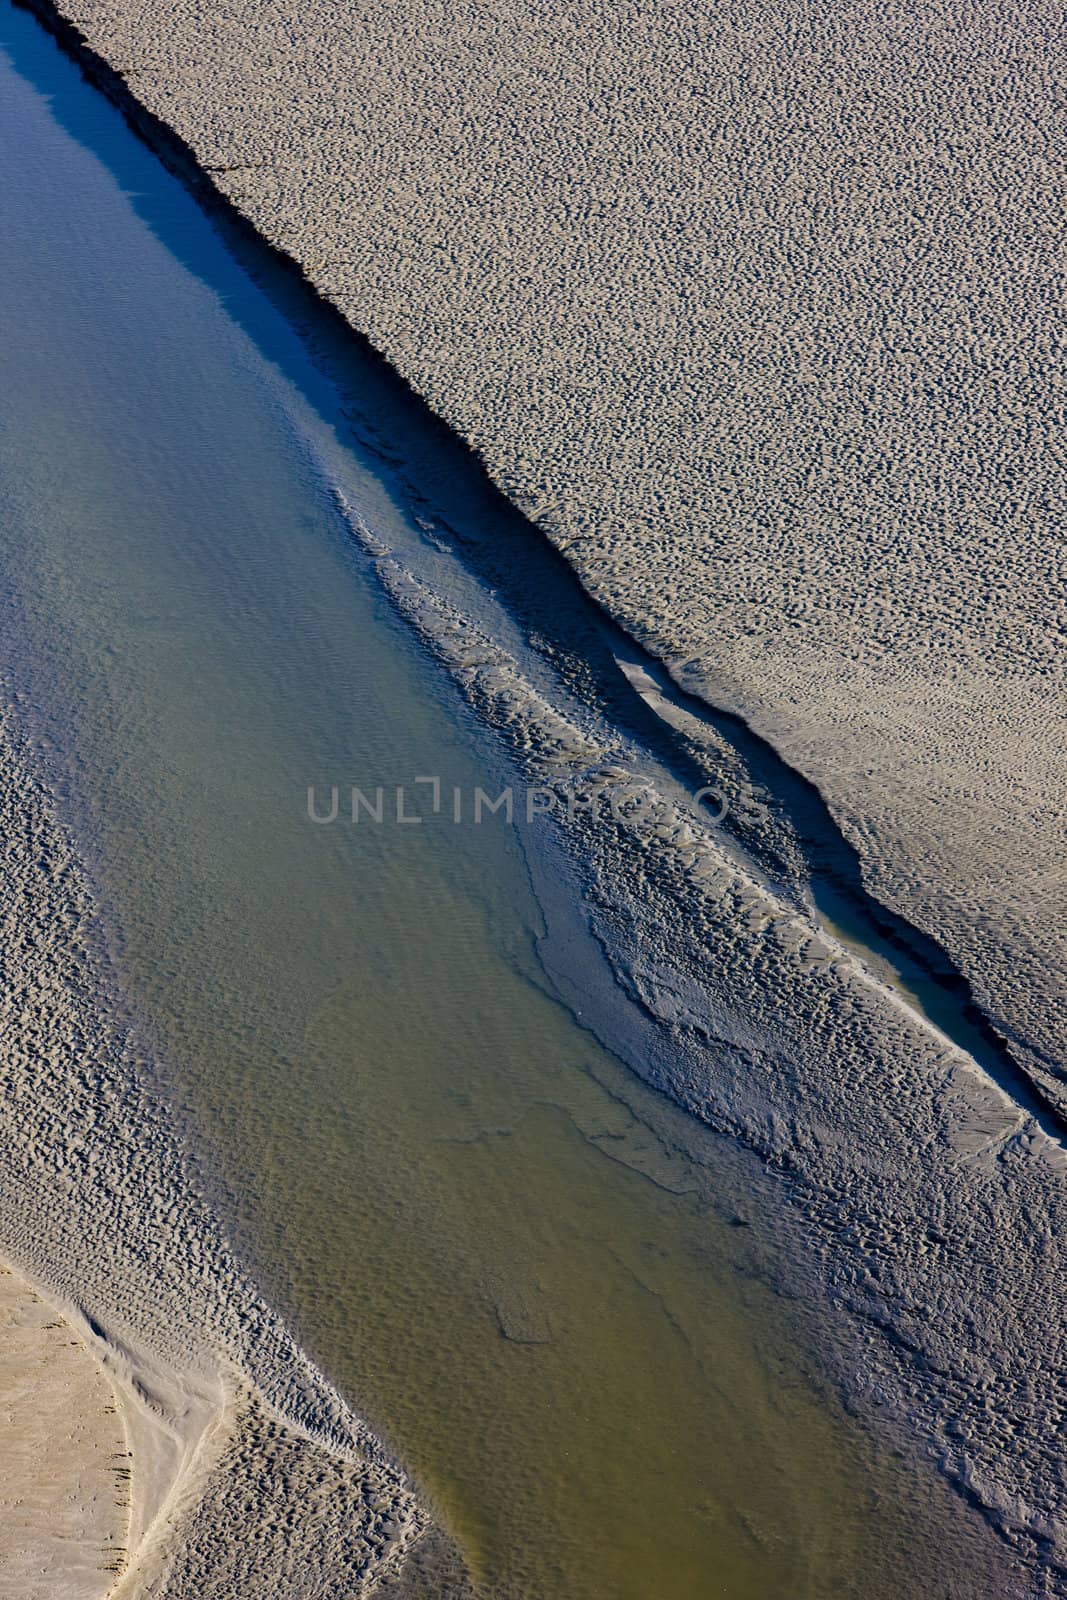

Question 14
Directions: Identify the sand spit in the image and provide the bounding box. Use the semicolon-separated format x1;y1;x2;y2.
18;0;1066;1117
336;500;1067;1591
0;701;431;1595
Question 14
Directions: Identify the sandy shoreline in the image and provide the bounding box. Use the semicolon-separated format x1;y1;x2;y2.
0;1262;127;1599
0;1252;451;1600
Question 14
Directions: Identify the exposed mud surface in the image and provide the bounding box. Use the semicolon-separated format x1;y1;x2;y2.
344;510;1067;1593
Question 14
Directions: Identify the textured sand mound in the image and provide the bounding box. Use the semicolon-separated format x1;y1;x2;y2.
139;1392;454;1600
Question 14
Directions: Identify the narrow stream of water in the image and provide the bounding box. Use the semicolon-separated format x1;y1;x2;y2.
0;9;1015;1596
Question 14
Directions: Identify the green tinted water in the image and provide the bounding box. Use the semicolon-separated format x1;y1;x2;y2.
0;11;1012;1596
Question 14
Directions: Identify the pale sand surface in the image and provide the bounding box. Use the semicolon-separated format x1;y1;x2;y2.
0;1269;426;1600
34;0;1067;1106
0;1264;127;1600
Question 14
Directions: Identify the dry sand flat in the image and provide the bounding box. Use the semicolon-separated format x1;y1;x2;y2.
0;1264;127;1600
35;0;1067;1106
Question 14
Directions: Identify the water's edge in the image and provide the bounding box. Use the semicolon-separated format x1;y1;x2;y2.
6;5;1066;1594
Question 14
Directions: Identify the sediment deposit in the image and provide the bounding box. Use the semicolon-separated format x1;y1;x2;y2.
0;1264;127;1600
341;503;1067;1591
4;0;1065;1590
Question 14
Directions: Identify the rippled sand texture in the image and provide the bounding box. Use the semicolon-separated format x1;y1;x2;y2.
36;0;1067;1107
340;509;1067;1587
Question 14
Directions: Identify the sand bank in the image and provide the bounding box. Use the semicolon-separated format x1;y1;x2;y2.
22;0;1066;1118
0;1277;437;1600
2;1;1063;1589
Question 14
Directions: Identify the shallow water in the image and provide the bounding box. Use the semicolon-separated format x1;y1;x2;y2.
0;9;1014;1596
